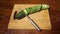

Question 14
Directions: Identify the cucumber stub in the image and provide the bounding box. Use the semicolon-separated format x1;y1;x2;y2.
15;10;26;19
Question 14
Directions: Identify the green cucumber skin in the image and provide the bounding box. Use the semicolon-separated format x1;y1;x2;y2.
25;4;49;15
25;5;42;15
15;4;49;19
15;10;26;19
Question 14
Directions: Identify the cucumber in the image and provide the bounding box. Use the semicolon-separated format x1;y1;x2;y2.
25;5;42;15
15;10;26;19
15;4;50;19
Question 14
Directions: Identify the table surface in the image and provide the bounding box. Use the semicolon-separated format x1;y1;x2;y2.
0;0;60;34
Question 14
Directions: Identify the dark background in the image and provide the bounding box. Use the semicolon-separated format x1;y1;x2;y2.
0;0;60;34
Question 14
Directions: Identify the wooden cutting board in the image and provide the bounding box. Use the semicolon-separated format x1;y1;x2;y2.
8;4;51;29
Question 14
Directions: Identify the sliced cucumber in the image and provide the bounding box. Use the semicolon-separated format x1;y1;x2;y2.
15;4;50;19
